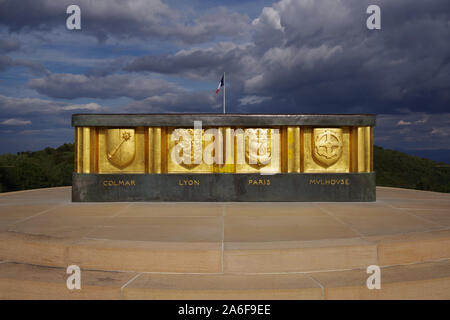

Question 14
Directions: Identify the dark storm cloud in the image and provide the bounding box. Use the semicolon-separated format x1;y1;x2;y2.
375;113;450;151
85;57;130;77
0;0;250;44
0;39;20;53
0;94;103;115
125;91;221;113
1;0;450;155
0;55;49;75
124;42;255;79
0;94;106;153
121;0;450;115
242;0;450;114
28;73;182;100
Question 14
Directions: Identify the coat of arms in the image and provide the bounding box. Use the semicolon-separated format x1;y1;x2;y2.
171;128;204;169
313;128;343;167
106;129;136;169
245;128;272;167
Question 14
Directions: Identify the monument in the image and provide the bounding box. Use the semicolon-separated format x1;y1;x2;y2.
72;114;375;202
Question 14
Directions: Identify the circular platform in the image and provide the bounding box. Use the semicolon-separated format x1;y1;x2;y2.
0;186;449;299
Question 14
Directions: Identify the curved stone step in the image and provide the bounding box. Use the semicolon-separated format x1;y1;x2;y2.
1;229;450;274
1;259;449;299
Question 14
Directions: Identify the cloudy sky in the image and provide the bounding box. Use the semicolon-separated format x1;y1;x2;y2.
0;0;449;162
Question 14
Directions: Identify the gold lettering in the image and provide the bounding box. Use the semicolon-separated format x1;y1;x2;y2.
178;179;200;186
103;180;136;187
309;178;349;186
248;179;271;186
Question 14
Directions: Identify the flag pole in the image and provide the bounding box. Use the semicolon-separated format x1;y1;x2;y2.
223;72;226;114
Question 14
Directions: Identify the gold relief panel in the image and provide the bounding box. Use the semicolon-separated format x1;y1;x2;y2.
74;124;372;175
282;126;301;173
75;127;97;174
235;128;281;173
350;126;372;173
106;129;135;169
146;127;166;173
98;127;146;173
213;127;235;173
303;127;350;173
167;127;214;173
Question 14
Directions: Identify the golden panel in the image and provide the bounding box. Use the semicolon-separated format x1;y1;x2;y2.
303;127;350;173
74;127;97;174
106;129;136;169
73;124;373;175
167;127;214;173
214;127;235;173
75;127;82;173
313;128;343;167
354;126;372;173
235;128;281;174
285;126;301;173
370;127;373;171
146;127;166;173
98;127;145;173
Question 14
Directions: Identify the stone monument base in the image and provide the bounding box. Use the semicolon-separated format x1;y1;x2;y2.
72;172;376;202
72;113;377;202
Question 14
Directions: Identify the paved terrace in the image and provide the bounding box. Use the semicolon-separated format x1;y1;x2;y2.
0;186;449;299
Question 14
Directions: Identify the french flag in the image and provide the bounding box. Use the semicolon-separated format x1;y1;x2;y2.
215;74;224;94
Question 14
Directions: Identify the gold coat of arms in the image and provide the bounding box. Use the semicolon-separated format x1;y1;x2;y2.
313;128;343;167
171;128;204;169
106;129;136;169
245;128;272;167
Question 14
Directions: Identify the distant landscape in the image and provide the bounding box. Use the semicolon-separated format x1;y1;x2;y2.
0;144;449;193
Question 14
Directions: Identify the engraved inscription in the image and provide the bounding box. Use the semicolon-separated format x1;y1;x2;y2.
309;178;349;185
248;179;271;185
103;180;136;186
178;179;200;186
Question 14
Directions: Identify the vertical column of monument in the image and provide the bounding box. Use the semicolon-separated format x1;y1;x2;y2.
359;126;372;172
350;127;357;172
146;127;156;173
284;126;301;173
214;127;235;173
146;127;167;173
75;127;97;173
350;126;372;172
75;127;82;173
370;127;374;171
